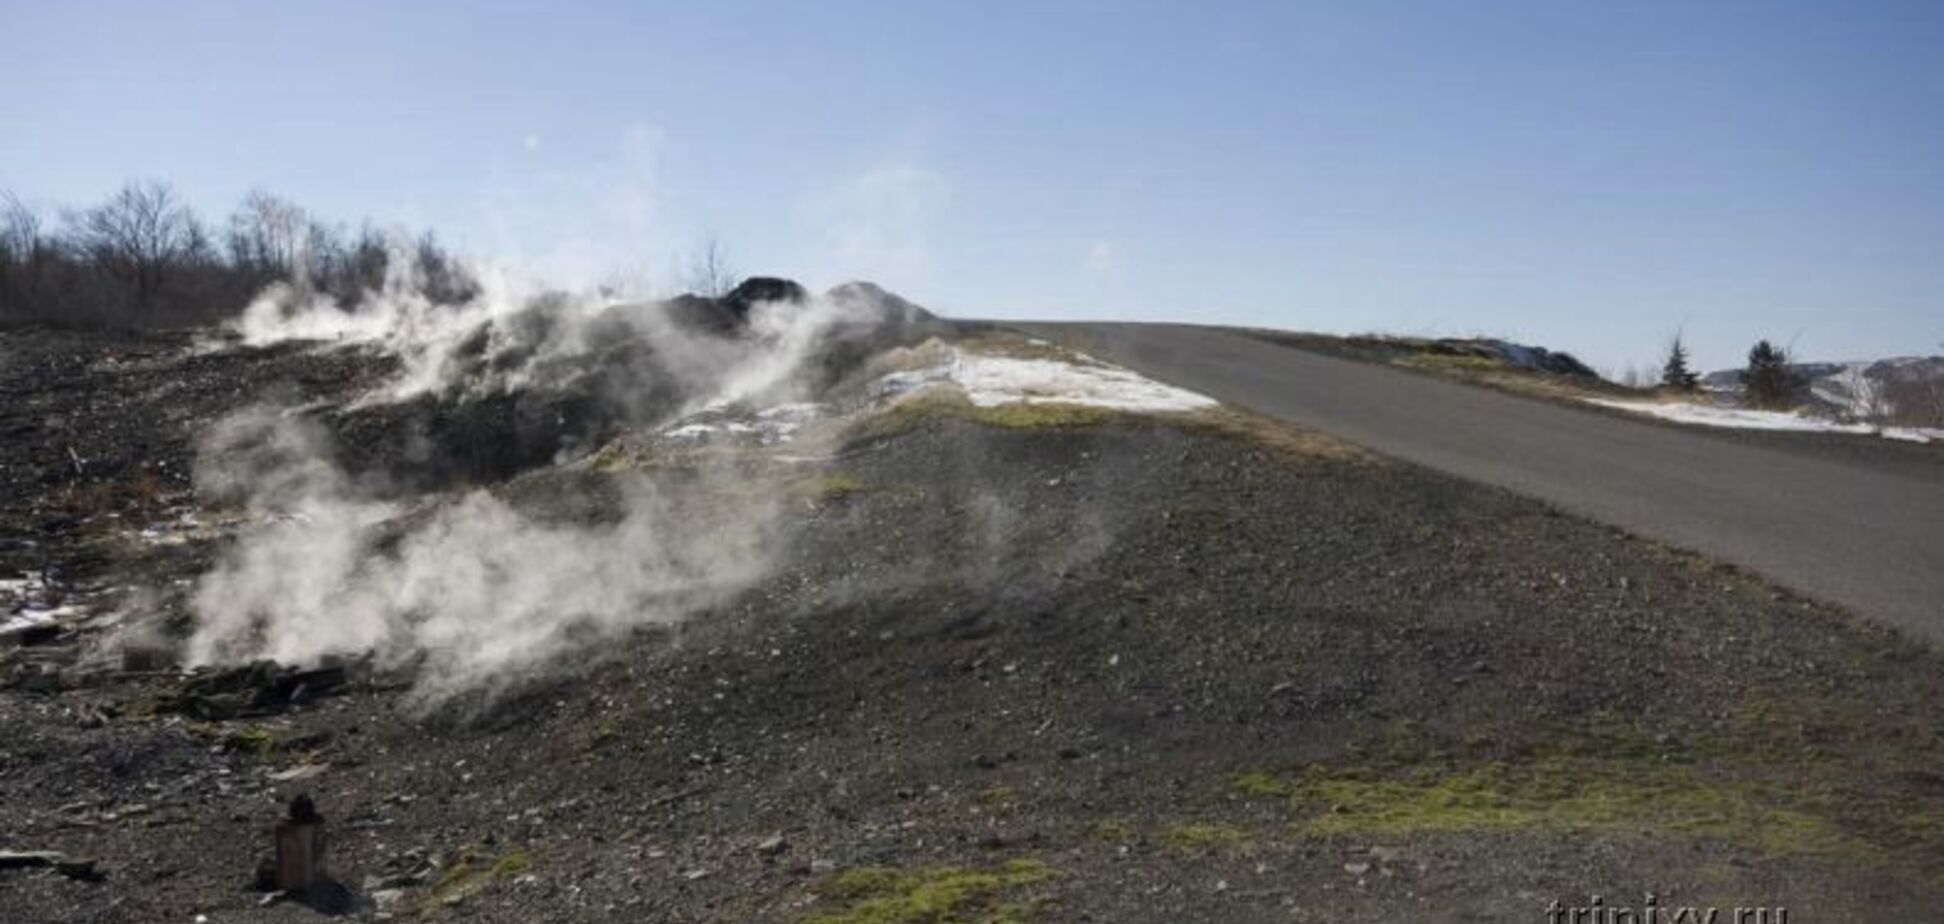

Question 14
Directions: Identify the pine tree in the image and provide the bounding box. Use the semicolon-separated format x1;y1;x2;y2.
1743;339;1803;409
1660;335;1699;391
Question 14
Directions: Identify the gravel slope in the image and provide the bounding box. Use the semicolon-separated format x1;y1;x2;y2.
3;328;1942;923
1011;321;1944;645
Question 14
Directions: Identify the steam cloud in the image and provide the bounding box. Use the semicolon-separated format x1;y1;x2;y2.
234;248;872;414
185;255;880;704
185;407;782;704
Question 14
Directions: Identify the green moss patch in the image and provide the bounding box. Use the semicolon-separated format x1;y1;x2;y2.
806;859;1056;924
219;724;282;758
844;392;1119;443
588;442;634;473
426;846;532;910
977;784;1019;807
586;715;623;750
1236;760;1853;857
965;402;1120;430
809;472;867;500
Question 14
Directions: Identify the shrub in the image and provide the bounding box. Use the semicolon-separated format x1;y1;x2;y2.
1742;339;1805;410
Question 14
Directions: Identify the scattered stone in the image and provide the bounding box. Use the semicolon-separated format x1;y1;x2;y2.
11;665;65;695
269;763;330;783
0;849;103;882
5;621;65;647
157;659;351;720
1343;861;1371;876
0;850;68;870
119;641;178;673
755;834;789;856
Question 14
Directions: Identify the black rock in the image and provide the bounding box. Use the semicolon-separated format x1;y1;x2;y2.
288;793;321;823
722;277;808;316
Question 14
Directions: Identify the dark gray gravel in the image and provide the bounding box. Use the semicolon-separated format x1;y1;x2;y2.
3;329;1942;923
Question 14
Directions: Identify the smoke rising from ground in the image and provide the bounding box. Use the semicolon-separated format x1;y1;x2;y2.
185;406;783;704
184;259;885;704
233;245;879;415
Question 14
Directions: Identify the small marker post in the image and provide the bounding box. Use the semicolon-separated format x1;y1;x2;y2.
273;794;326;893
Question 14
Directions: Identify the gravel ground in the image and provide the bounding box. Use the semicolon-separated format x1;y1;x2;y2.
3;325;1942;923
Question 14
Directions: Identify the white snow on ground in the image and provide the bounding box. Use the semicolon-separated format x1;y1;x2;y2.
641;344;1216;452
875;348;1218;412
0;570;90;639
1811;362;1882;419
1;610;56;637
657;402;822;445
1585;398;1944;444
3;606;82;635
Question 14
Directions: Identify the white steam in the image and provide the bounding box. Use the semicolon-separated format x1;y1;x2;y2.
190;259;882;703
236;247;876;415
185;407;781;703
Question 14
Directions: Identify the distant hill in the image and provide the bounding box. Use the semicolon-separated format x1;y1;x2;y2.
1702;355;1944;425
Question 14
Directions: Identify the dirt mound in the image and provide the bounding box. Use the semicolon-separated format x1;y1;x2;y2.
0;278;947;499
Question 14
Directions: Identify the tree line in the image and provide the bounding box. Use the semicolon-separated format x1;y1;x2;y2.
1656;333;1806;408
0;181;477;330
1657;333;1944;426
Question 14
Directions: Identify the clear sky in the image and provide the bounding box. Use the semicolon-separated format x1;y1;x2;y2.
4;0;1939;373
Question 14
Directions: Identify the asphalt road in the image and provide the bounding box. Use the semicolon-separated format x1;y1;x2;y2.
1012;322;1944;644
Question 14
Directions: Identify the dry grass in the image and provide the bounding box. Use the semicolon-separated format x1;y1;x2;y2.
1413;364;1628;403
1176;406;1369;463
841;376;1369;467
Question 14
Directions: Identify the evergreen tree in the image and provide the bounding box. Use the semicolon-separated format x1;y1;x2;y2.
1660;335;1699;391
1743;339;1804;409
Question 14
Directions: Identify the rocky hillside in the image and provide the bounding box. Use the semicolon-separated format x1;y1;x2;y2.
4;285;1943;923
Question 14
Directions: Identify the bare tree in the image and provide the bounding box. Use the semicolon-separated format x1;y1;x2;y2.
1936;344;1944;427
227;189;313;282
1913;343;1944;428
68;180;198;311
3;179;480;329
0;192;50;320
412;230;477;304
684;234;735;297
1857;371;1893;425
1605;363;1651;389
1;191;41;257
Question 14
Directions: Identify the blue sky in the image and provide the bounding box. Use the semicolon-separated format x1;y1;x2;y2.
3;0;1939;372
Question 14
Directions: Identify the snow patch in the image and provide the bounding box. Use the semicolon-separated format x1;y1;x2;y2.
876;348;1217;413
656;402;822;446
1585;399;1944;444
